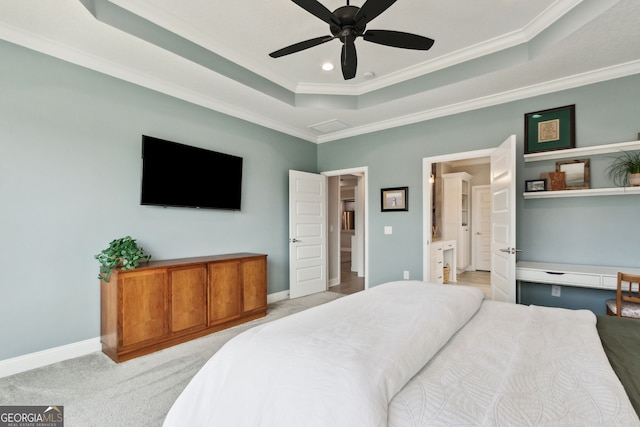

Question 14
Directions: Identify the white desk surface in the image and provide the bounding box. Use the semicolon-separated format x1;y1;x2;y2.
517;261;640;277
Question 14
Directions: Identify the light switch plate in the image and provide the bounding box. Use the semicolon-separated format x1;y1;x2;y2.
384;226;392;234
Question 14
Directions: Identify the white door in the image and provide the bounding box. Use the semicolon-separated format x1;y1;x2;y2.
490;135;517;303
289;170;327;299
472;185;491;271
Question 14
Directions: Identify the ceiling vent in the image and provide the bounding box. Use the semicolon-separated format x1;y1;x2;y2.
309;119;350;134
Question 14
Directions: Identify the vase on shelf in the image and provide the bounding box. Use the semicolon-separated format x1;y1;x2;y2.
549;172;565;191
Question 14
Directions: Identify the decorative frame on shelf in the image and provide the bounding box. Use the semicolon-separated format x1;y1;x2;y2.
381;187;408;212
556;159;590;190
524;104;575;154
525;179;547;192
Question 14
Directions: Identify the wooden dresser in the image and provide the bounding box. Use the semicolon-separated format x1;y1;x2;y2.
100;253;267;362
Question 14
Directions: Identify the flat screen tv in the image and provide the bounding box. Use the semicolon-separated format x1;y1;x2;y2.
140;135;243;210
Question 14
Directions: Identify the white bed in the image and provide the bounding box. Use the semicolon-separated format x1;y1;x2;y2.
163;281;640;426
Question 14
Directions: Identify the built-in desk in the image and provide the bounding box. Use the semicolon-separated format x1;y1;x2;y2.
516;261;640;314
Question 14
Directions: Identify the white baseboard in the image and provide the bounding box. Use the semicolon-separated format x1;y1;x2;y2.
0;337;101;378
267;290;289;304
2;292;291;378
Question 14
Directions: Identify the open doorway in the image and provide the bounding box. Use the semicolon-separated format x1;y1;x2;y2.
423;151;493;298
422;136;517;303
324;168;368;295
432;158;491;297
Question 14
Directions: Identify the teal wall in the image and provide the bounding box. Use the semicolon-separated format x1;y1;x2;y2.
318;74;640;289
2;36;640;362
0;40;316;360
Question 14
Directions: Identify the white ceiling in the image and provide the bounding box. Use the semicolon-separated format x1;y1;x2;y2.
1;0;639;143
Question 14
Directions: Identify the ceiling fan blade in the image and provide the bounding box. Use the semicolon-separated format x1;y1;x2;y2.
269;36;333;58
363;30;435;50
354;0;397;28
292;0;339;26
341;38;357;80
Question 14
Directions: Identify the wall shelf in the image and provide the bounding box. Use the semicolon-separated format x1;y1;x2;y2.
524;140;640;163
523;140;640;198
524;186;640;199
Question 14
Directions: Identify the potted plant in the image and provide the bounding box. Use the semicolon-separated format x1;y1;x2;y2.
95;236;151;282
606;150;640;187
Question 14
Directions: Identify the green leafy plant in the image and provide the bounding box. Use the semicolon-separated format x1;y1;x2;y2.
95;236;151;282
606;150;640;187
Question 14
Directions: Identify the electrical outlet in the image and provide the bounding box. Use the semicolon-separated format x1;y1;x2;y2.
403;270;410;279
384;226;393;235
551;285;561;297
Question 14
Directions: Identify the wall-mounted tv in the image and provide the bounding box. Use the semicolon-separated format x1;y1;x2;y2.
140;135;243;210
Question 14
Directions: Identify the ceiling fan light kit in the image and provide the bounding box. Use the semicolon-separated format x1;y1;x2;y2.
270;0;435;80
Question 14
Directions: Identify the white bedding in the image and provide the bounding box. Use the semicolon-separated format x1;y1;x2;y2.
389;301;640;426
164;281;639;426
164;281;484;426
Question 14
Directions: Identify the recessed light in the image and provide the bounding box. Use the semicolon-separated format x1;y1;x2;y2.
322;62;334;71
363;71;376;79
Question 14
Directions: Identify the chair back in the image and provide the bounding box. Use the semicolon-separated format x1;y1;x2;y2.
616;272;640;318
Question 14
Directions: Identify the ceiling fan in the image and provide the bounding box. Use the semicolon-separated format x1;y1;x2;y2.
269;0;435;80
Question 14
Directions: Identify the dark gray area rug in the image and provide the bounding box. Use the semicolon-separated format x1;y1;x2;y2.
0;291;343;426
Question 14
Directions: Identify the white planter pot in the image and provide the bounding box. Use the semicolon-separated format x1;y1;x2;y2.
630;173;640;187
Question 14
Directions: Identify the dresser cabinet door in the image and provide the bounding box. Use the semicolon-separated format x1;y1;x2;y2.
170;264;207;333
242;256;267;314
208;260;242;325
120;269;169;347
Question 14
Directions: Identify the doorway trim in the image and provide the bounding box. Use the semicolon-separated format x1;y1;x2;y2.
422;149;494;282
322;167;369;290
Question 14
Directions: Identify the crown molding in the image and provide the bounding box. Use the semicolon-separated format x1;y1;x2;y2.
296;0;584;96
316;59;640;143
0;22;318;143
2;9;637;146
111;0;586;97
109;0;299;92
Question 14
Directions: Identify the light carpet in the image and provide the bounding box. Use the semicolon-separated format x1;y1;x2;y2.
0;291;344;426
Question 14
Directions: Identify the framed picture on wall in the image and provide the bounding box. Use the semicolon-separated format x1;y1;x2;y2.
381;187;408;212
524;105;576;154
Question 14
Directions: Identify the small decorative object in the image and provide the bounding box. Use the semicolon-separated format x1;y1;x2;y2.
556;159;590;190
381;187;408;212
540;172;550;189
546;171;566;191
524;105;575;154
605;150;640;187
95;236;151;282
443;264;451;284
525;179;547;192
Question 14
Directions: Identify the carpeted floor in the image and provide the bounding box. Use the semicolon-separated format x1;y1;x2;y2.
0;291;344;426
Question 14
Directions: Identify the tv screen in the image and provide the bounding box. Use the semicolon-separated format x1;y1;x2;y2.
140;135;243;210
